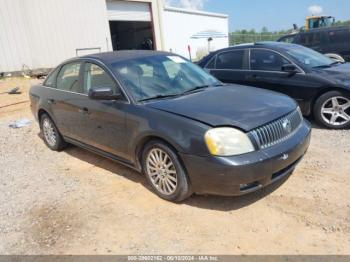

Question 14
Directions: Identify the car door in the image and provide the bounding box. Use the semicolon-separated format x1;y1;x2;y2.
76;61;129;160
205;49;250;85
47;61;86;140
245;48;310;100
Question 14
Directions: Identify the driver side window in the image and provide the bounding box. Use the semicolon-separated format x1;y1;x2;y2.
83;63;117;94
250;49;290;71
56;62;81;93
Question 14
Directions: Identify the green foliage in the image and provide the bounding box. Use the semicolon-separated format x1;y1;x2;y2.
333;20;350;27
229;27;294;46
229;20;350;46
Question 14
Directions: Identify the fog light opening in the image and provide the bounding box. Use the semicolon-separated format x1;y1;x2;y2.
240;181;260;192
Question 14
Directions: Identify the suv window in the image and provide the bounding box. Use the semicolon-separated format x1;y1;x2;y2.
216;50;245;70
250;49;289;71
56;62;81;93
205;56;216;69
83;63;116;94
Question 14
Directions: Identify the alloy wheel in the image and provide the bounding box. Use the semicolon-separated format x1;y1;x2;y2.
42;118;57;147
146;148;178;195
321;96;350;126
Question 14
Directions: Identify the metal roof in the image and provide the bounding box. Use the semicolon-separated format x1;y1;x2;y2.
164;6;228;19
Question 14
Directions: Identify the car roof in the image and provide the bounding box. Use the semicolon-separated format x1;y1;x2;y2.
77;50;174;64
204;41;291;56
233;41;290;49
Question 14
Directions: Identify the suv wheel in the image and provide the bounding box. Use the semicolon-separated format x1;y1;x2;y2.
40;114;67;151
314;91;350;129
142;140;192;202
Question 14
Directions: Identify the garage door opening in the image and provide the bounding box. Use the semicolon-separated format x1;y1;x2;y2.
109;21;154;51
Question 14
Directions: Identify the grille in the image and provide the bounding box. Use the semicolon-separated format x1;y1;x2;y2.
249;107;303;149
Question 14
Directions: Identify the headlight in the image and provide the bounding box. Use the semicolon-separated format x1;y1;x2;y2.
204;127;255;156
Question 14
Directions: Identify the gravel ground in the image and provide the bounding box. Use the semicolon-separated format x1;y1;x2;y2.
0;77;349;254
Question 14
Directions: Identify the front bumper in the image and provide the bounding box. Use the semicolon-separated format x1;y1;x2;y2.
180;120;311;196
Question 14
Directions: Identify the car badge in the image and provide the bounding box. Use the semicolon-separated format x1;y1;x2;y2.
282;119;292;133
280;154;289;160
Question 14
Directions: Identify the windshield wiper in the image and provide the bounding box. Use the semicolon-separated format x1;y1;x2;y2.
330;61;342;66
313;61;340;69
139;83;223;102
313;64;332;68
182;83;223;95
138;94;179;102
182;85;210;95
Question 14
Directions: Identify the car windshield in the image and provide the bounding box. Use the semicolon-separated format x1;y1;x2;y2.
111;54;221;102
284;45;335;68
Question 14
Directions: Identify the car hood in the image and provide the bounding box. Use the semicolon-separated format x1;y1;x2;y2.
145;85;297;131
313;63;350;87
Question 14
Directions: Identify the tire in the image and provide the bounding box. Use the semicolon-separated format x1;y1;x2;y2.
40;113;67;151
313;91;350;129
142;140;192;202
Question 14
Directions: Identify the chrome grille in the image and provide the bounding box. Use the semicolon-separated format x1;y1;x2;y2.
249;108;303;149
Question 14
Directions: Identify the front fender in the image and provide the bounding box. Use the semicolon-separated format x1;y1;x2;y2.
125;105;211;164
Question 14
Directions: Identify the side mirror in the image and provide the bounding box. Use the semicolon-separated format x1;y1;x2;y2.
281;64;299;75
88;87;121;100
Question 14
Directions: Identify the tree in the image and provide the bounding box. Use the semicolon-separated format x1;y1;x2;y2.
333;20;350;27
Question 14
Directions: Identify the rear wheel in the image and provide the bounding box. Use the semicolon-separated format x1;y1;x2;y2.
142;140;192;202
40;114;67;151
314;91;350;129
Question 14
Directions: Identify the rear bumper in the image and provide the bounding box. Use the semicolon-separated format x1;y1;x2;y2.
180;120;311;196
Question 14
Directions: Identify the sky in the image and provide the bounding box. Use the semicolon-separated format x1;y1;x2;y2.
164;0;350;32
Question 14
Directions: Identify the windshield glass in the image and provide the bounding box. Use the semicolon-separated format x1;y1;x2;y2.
285;45;335;68
111;55;221;102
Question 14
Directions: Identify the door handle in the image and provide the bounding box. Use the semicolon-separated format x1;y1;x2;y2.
47;99;55;105
78;107;90;115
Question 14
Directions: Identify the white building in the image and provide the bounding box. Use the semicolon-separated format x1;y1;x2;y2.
0;0;228;73
162;6;229;59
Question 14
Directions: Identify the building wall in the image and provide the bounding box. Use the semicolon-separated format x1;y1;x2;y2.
162;7;229;60
0;0;112;72
0;0;165;72
0;0;227;72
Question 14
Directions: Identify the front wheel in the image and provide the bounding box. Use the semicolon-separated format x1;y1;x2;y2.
142;140;192;202
314;91;350;129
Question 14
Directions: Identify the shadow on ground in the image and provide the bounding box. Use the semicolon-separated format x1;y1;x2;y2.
52;138;291;212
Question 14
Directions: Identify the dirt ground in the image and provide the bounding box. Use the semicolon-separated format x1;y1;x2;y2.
0;77;349;255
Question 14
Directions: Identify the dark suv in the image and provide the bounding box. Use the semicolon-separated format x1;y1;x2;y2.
278;27;350;62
